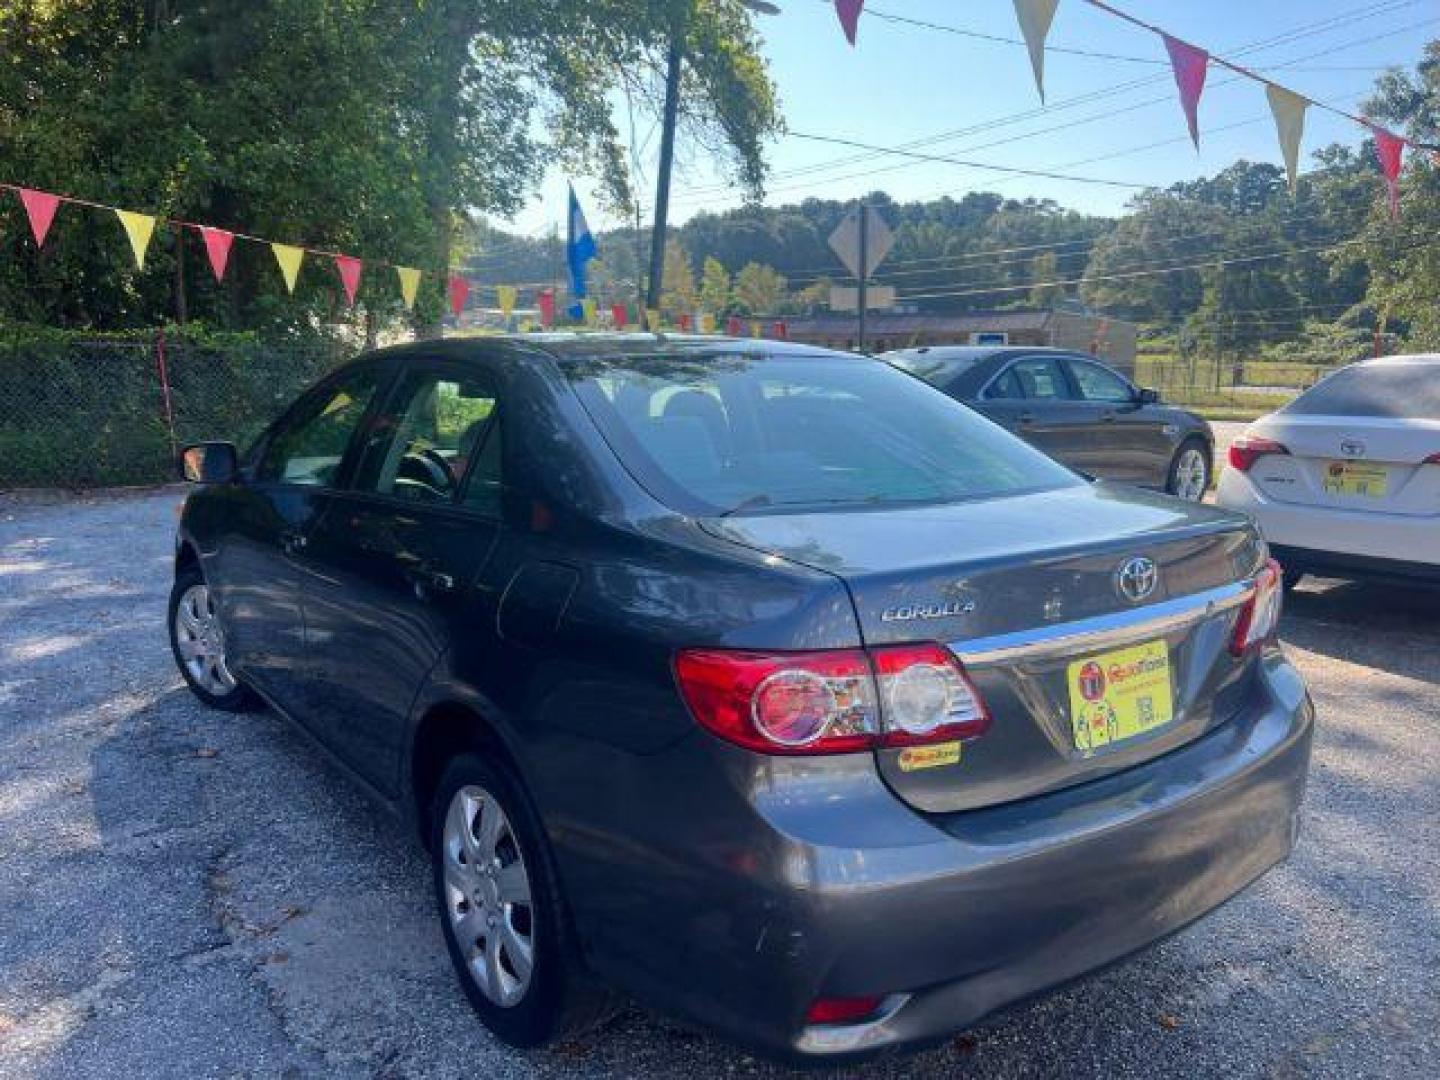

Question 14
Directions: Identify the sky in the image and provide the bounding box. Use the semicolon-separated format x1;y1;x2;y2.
503;0;1438;238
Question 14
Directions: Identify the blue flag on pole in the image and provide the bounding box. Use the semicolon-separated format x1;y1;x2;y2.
566;184;597;320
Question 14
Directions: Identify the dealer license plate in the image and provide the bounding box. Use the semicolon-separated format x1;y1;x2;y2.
1066;640;1174;753
1322;461;1387;498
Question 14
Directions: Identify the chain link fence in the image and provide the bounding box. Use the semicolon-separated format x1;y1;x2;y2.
0;334;352;489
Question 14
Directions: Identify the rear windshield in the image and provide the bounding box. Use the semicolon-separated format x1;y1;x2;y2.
567;351;1079;515
1282;362;1440;420
885;351;985;386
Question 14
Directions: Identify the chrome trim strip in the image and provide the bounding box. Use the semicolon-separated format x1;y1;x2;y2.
951;579;1254;667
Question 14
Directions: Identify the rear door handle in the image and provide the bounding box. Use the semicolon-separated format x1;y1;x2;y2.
1018;412;1036;425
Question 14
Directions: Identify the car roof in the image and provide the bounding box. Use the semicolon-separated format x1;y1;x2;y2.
359;332;851;368
1357;353;1440;367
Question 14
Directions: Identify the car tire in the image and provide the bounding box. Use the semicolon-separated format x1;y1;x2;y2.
1166;438;1211;501
168;564;262;712
431;753;613;1048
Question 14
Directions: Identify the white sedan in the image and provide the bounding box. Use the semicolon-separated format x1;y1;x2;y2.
1216;354;1440;589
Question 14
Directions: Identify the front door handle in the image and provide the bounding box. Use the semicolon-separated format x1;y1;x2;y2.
280;530;308;555
406;564;456;594
1018;412;1036;425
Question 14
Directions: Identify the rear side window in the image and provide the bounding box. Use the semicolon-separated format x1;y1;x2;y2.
1281;362;1440;420
1008;357;1072;401
354;370;500;508
568;352;1079;515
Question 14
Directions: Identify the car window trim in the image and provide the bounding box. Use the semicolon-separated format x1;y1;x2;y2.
346;355;506;521
248;357;397;491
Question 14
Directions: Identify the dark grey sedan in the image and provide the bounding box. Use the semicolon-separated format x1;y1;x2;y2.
170;334;1311;1063
884;346;1214;500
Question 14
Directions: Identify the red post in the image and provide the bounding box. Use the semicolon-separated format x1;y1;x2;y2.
154;327;179;461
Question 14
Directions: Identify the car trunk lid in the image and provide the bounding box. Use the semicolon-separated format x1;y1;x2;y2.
701;483;1266;812
1242;414;1440;518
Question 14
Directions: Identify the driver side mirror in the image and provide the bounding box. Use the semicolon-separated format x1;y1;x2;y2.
1137;387;1161;405
179;441;239;484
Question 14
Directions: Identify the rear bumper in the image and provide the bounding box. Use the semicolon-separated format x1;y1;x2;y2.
560;651;1313;1062
1216;467;1440;568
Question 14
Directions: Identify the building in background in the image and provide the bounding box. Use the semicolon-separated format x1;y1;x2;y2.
782;307;1139;376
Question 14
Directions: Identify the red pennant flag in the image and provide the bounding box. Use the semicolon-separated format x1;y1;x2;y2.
834;0;864;46
18;188;61;247
677;313;692;332
537;288;555;327
610;303;628;327
335;255;363;307
726;315;743;337
771;321;788;340
1371;126;1406;220
447;275;469;319
1163;35;1209;150
197;227;234;282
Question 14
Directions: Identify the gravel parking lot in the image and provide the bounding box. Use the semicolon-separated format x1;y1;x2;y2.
2;486;1436;1079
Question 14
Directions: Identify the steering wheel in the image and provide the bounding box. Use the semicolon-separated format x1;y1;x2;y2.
396;448;455;497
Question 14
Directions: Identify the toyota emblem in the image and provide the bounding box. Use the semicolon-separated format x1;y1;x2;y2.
1115;556;1159;603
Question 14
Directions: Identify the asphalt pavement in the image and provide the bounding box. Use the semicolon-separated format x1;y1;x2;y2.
1;487;1436;1079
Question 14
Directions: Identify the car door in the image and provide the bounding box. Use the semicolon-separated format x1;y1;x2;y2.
214;362;388;709
1064;356;1170;484
297;358;505;797
975;354;1087;467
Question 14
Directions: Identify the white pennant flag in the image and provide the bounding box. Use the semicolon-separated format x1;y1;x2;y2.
1266;85;1308;194
1014;0;1061;102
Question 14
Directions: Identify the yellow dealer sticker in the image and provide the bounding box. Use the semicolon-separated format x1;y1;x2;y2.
1322;460;1388;498
897;741;962;771
1066;639;1174;753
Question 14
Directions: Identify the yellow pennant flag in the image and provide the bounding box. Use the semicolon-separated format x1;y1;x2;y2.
395;266;421;309
497;285;518;315
1013;0;1060;102
645;309;661;332
1266;84;1308;195
581;298;597;325
115;210;157;270
271;243;305;294
700;313;716;334
750;321;761;338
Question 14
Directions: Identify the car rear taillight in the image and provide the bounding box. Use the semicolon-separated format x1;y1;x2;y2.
1423;452;1440;465
1228;435;1289;473
869;643;989;745
674;644;988;755
1230;558;1283;656
805;995;883;1026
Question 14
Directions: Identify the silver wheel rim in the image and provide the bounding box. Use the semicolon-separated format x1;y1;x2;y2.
1173;447;1208;501
442;785;535;1007
174;583;238;695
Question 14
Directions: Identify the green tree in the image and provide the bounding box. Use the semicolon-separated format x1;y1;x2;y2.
733;261;786;314
1028;250;1061;308
699;256;732;313
660;239;698;316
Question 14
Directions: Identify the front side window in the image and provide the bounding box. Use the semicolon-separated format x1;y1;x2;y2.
257;367;381;486
569;351;1080;516
1068;358;1135;403
355;369;500;507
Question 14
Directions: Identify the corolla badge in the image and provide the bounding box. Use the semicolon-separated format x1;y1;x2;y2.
880;597;977;622
1339;437;1366;458
1115;556;1159;603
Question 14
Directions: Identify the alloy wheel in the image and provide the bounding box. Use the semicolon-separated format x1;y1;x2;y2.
1173;447;1208;501
173;583;238;695
442;784;536;1007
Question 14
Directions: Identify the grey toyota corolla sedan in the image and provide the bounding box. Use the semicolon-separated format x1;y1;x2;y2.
170;334;1312;1063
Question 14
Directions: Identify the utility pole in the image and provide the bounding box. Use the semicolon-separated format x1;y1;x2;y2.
857;203;869;352
645;29;684;315
643;2;778;315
